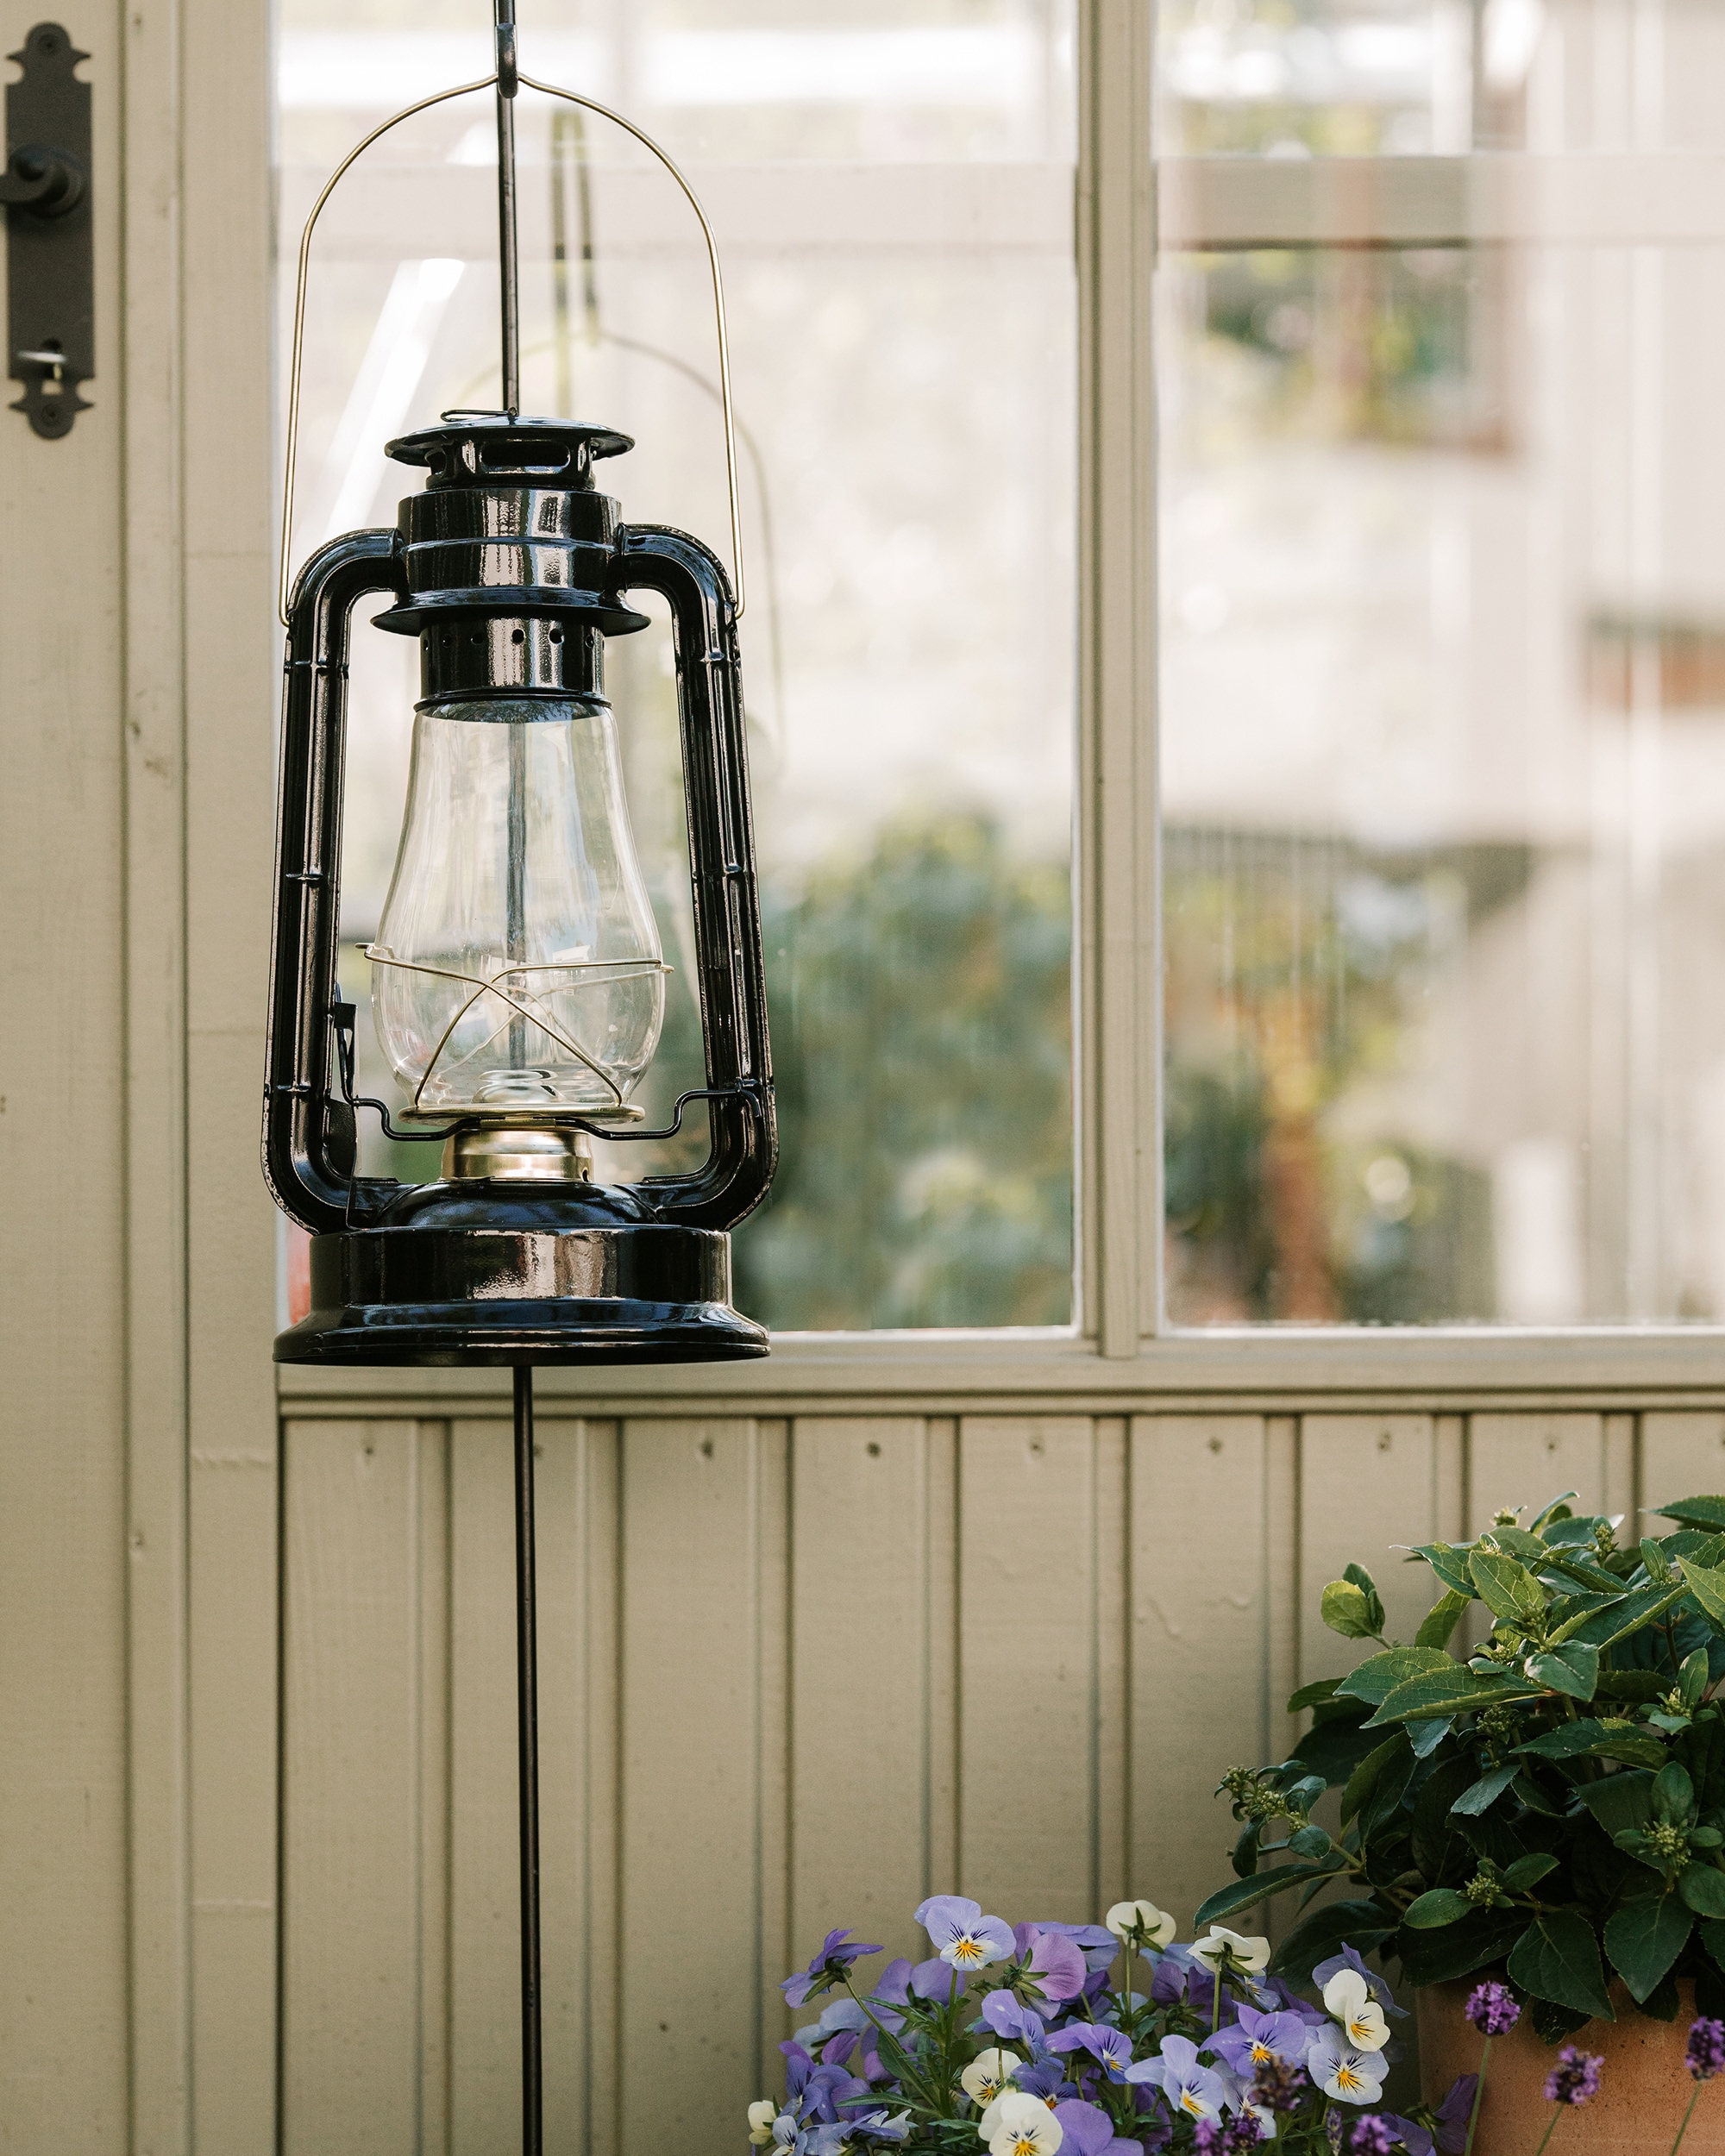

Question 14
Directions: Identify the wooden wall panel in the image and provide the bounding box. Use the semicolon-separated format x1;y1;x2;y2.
1643;1413;1725;1531
957;1416;1126;1923
787;1417;945;1984
280;1420;443;2156
1298;1416;1452;1684
1129;1416;1271;1927
616;1418;787;2146
1465;1413;1612;1532
267;1399;1725;2148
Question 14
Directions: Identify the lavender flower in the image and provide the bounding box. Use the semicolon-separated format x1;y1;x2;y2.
1543;2048;1603;2106
1464;1983;1520;2038
1350;2118;1397;2156
1194;2117;1261;2154
1688;2020;1725;2084
1248;2057;1310;2116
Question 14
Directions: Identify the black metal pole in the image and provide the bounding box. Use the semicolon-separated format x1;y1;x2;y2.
513;1363;543;2156
495;0;521;417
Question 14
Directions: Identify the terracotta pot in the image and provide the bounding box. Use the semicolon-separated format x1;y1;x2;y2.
1417;1980;1725;2156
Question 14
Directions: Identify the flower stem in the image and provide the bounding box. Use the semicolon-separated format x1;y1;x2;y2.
1463;2036;1492;2156
1533;2105;1564;2156
1671;2083;1706;2156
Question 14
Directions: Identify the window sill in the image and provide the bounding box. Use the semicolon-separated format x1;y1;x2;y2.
273;1323;1725;1415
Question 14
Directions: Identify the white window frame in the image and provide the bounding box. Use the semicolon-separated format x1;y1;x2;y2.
279;0;1725;1421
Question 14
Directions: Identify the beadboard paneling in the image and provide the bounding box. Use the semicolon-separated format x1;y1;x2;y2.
272;1405;1725;2147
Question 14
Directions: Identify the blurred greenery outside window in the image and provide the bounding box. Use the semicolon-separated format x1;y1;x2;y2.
278;3;1077;1332
1159;0;1725;1326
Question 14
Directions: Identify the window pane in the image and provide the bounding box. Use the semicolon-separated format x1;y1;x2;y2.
276;1;1077;1331
1158;2;1725;1324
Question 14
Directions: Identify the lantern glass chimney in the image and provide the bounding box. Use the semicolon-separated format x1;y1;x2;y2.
369;690;665;1115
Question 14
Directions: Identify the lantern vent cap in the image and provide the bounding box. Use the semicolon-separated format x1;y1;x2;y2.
387;413;635;492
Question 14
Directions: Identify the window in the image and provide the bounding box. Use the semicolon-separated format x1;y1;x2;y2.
278;0;1078;1333
1157;0;1725;1326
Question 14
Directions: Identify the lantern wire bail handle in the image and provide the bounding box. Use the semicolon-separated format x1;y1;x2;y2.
279;28;747;626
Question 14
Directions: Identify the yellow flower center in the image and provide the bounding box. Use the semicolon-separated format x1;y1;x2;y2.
1350;2019;1372;2042
1336;2065;1365;2095
1012;2139;1039;2156
952;1939;984;1965
1251;2042;1274;2064
1182;2091;1208;2117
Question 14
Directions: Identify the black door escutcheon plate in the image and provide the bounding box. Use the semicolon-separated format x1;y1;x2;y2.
4;23;91;438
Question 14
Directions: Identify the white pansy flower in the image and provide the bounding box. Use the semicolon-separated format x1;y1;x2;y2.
983;2091;1065;2156
1105;1898;1177;1948
1190;1925;1271;1975
747;2098;778;2146
962;2048;1023;2106
1322;1968;1389;2053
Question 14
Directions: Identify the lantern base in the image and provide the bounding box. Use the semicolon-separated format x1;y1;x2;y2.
275;1217;767;1366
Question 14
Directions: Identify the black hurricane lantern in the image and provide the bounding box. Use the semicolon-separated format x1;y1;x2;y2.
260;12;776;2149
264;15;775;1372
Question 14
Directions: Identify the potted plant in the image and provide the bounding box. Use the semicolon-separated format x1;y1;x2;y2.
1201;1489;1725;2149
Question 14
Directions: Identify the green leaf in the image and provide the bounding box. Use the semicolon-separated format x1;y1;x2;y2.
1287;1677;1341;1713
1286;1712;1383;1788
1653;1763;1696;1822
1451;1763;1520;1816
1344;1563;1386;1634
1527;1640;1601;1701
1529;1492;1579;1532
1336;1647;1455;1708
1596;1670;1672;1704
1701;1918;1725;1972
1684;1561;1725;1633
1470;1550;1549;1627
1492;1526;1557;1565
1656;1495;1725;1532
1405;1889;1475;1929
1681;1651;1709;1708
1193;1862;1340;1927
1681;1865;1725;1919
1267;1899;1393;1981
1341;1733;1410;1828
1416;1591;1471;1651
1406;1541;1477;1596
1604;1895;1694;2003
1507;1908;1616;2020
1230;1822;1261;1880
1502;1853;1560;1891
1517;1718;1665;1768
1564;1583;1688;1649
1398;1907;1527;1987
1364;1665;1540;1727
1321;1580;1381;1640
1540;1552;1627;1595
1409;1714;1454;1759
1641;1536;1678;1584
1577;1771;1655;1836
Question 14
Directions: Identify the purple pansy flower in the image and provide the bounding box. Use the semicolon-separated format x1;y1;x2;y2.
1031;1921;1123;1974
1432;2076;1477;2155
915;1895;1017;1973
1050;2023;1136;2078
1210;2007;1313;2078
982;1991;1048;2046
1016;2059;1080;2106
781;1928;884;2008
1126;2034;1233;2122
1377;2119;1432;2156
1057;2098;1145;2155
1011;1923;1089;2004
